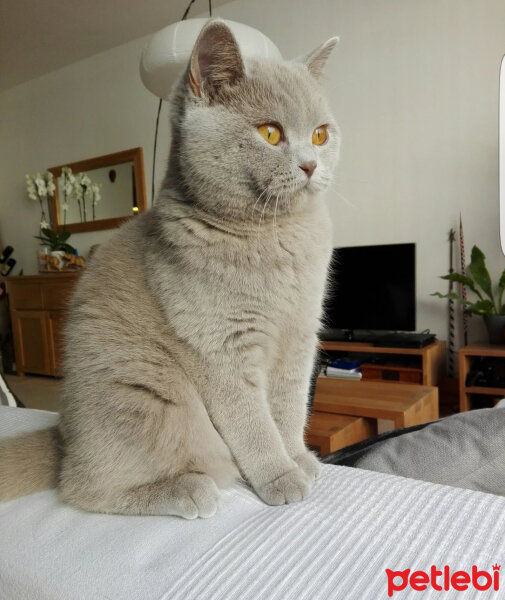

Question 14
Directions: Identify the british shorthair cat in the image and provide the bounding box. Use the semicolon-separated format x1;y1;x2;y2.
0;20;340;518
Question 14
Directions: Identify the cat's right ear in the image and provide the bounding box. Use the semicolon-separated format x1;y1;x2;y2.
188;20;245;99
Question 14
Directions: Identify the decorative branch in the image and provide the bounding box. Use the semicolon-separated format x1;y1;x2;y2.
448;228;456;377
459;215;468;345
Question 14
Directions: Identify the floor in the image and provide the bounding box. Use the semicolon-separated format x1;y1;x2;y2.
4;374;60;412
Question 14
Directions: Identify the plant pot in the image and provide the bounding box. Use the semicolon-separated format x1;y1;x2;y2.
483;315;505;345
50;250;65;270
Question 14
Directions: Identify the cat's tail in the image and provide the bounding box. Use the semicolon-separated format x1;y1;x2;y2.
0;427;61;502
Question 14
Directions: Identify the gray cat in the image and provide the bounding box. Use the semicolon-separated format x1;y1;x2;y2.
0;20;339;518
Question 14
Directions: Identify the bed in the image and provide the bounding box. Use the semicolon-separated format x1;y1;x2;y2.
2;405;505;599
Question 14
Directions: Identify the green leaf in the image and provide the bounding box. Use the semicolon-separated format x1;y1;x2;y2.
34;236;52;246
440;272;482;296
440;273;471;284
431;291;472;305
498;269;505;310
467;299;495;315
499;269;505;291
60;231;71;242
468;245;494;303
41;228;57;243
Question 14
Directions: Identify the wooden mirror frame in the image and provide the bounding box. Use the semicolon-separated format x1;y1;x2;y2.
48;147;146;234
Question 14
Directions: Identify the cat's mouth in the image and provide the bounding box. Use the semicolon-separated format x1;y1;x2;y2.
276;177;312;198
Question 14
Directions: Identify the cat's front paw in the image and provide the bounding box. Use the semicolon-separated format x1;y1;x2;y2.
294;450;322;482
255;467;311;506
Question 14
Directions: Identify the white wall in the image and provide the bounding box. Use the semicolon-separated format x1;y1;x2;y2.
1;0;504;345
0;35;170;270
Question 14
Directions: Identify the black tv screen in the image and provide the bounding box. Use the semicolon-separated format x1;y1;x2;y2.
324;243;416;332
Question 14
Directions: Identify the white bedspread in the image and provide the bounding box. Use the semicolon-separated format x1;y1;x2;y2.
1;406;505;600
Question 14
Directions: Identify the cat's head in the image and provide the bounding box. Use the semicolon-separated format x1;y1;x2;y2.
166;20;339;221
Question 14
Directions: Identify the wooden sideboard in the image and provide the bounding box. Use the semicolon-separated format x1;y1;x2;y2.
6;273;80;376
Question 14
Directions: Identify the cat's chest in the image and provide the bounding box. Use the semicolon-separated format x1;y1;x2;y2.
154;207;332;350
199;213;329;300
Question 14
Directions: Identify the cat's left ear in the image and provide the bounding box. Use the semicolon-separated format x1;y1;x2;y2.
300;37;339;79
188;20;245;98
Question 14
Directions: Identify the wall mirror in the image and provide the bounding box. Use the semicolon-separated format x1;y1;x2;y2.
48;147;146;233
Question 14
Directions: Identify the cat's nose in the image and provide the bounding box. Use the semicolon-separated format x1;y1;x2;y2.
299;161;317;178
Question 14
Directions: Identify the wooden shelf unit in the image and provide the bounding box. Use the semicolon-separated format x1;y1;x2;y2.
319;340;446;387
459;343;505;411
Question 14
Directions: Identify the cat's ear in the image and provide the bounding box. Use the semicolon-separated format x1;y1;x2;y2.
301;37;339;79
188;20;245;98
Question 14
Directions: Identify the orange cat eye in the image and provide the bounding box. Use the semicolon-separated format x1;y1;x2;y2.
258;124;282;146
312;125;328;146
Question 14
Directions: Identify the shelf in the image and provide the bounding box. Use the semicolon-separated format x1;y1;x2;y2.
361;363;421;374
459;343;505;411
458;342;505;357
320;340;439;356
464;387;505;396
319;340;446;387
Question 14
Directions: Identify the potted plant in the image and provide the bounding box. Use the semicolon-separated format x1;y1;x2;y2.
34;228;76;270
432;245;505;344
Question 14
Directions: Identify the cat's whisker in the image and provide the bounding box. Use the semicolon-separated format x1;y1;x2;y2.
260;193;273;227
255;189;273;243
333;188;356;208
272;194;280;246
250;187;269;217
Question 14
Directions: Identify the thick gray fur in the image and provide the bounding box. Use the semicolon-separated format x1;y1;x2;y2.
0;21;340;518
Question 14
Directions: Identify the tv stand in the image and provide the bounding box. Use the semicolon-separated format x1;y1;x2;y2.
319;340;446;386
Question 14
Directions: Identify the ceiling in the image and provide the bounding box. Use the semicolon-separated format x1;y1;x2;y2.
0;0;233;92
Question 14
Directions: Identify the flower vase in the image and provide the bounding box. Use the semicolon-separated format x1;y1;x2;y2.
50;251;65;271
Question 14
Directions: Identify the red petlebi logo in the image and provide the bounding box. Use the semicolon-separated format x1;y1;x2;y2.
386;564;500;597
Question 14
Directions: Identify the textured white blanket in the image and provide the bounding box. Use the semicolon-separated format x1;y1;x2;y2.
1;406;505;599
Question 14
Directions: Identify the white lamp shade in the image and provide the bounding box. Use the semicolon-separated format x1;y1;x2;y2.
140;18;283;99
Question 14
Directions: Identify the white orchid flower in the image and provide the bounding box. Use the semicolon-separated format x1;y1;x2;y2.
92;184;101;204
62;202;69;212
46;179;56;196
35;175;47;197
40;220;49;230
25;175;39;201
73;178;83;198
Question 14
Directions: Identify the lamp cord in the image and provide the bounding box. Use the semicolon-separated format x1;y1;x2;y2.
181;0;198;21
151;0;212;204
151;98;163;205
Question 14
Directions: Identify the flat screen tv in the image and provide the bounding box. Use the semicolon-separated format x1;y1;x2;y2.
323;243;416;333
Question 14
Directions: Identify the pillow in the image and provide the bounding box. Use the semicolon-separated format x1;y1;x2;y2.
334;406;505;496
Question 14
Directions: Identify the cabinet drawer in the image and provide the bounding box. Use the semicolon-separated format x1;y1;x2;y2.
361;364;423;385
42;280;77;310
8;283;44;309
